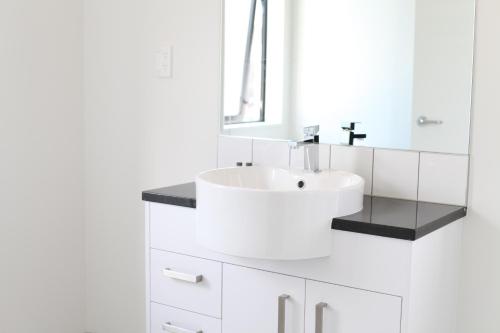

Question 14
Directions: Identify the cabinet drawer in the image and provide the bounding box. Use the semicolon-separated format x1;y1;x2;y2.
305;280;401;333
150;250;222;318
151;302;221;333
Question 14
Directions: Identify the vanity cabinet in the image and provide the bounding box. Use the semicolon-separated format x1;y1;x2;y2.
145;201;463;333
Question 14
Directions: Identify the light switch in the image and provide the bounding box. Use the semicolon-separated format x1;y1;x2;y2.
155;46;173;78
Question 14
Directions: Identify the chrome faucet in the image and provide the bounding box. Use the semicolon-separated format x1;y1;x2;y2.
289;125;321;173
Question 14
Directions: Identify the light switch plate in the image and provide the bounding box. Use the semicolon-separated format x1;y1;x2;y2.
155;46;173;78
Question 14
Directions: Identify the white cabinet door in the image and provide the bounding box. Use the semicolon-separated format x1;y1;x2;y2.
305;280;401;333
223;264;305;333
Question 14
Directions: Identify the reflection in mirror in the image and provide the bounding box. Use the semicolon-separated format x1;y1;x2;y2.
225;0;268;124
222;0;475;154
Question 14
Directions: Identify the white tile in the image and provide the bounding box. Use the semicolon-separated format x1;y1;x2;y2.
290;144;331;170
331;145;374;195
418;153;469;205
253;139;290;168
218;135;253;168
373;149;419;200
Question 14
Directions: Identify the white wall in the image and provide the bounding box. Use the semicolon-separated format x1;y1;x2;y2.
0;0;84;332
458;0;500;331
83;0;221;332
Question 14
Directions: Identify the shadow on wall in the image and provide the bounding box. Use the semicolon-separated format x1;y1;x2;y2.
459;210;500;333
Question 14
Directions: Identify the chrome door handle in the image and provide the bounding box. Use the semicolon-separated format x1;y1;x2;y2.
417;116;443;126
163;268;203;283
315;302;328;333
162;322;202;333
278;294;290;333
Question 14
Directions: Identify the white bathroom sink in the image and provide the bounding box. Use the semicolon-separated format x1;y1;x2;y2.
195;166;364;260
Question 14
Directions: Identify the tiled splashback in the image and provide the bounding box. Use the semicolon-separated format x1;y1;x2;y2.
218;135;470;206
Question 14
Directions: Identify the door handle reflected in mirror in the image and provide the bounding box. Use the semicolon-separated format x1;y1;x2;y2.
417;116;443;126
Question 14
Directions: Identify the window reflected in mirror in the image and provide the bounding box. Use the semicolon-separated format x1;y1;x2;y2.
224;0;268;125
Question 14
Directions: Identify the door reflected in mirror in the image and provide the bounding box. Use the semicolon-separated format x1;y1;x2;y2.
222;0;475;154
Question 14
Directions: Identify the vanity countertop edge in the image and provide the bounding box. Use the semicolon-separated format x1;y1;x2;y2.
142;182;467;241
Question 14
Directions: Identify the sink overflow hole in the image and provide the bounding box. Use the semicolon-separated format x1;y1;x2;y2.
297;180;306;189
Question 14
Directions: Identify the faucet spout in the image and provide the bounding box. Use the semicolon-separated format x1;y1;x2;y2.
288;138;315;149
289;125;321;172
303;144;320;173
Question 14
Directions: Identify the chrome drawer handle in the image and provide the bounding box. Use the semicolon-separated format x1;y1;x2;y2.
315;302;328;333
278;294;290;333
162;322;202;333
163;268;203;283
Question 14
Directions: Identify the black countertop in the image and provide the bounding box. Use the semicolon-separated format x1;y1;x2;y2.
142;183;467;241
142;183;196;208
331;196;466;240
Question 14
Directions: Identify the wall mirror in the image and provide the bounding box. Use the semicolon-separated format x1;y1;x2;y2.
221;0;475;154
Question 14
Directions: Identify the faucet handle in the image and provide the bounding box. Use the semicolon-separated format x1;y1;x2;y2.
341;122;361;131
303;125;320;137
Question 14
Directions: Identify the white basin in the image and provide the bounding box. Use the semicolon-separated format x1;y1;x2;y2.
195;166;364;260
